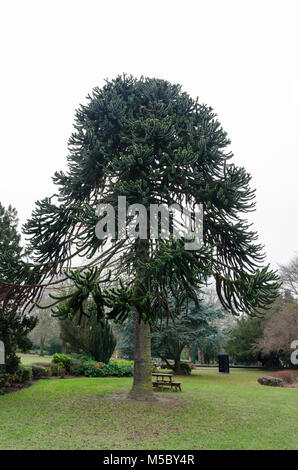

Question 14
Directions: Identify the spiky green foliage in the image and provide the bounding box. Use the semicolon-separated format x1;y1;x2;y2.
0;75;279;322
40;267;110;323
59;302;116;363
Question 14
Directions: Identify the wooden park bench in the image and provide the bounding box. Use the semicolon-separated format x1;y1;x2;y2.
152;372;182;391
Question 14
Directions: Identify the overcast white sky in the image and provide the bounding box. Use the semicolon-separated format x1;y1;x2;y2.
0;0;297;269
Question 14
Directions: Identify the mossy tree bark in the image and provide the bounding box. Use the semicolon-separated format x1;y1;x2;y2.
198;348;205;365
173;356;182;374
129;239;155;401
159;344;185;374
129;311;154;400
39;337;45;356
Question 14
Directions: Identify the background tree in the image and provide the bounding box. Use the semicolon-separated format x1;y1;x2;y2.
0;204;22;260
198;330;224;364
0;76;280;400
116;289;225;370
0;203;37;373
224;313;285;368
29;306;59;356
151;291;224;373
114;315;135;360
255;300;298;368
225;316;264;365
0;309;37;373
225;257;298;369
197;285;235;364
279;255;298;297
59;300;116;363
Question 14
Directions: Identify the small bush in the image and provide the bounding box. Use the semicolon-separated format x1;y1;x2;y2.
180;362;192;375
0;373;16;388
83;361;107;377
112;364;134;376
50;363;59;376
69;358;85;376
5;355;21;374
52;353;71;370
32;365;50;379
50;362;67;377
16;366;32;383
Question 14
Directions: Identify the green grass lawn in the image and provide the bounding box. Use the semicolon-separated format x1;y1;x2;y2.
0;368;296;450
17;353;52;366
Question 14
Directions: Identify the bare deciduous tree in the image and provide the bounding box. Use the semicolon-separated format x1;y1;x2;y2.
29;291;59;355
255;301;298;365
279;255;298;297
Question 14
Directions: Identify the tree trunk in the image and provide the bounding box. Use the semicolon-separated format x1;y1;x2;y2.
173;356;182;374
129;312;154;400
159;354;173;370
198;348;204;364
39;337;45;356
128;238;154;401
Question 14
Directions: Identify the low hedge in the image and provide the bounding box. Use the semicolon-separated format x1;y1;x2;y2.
52;353;71;371
83;361;134;377
32;365;50;379
16;366;32;383
66;354;134;377
110;359;134;367
50;363;60;376
0;372;16;388
180;362;192;375
69;358;85;376
49;353;135;377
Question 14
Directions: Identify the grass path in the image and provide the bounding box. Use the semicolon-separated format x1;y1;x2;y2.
0;369;296;450
17;353;52;365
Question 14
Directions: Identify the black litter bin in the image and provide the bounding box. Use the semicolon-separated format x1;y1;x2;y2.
218;354;230;373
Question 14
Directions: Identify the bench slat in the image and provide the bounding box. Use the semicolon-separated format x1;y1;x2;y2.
152;381;181;391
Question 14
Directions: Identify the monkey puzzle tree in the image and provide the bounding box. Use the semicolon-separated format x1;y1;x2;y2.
0;76;280;400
